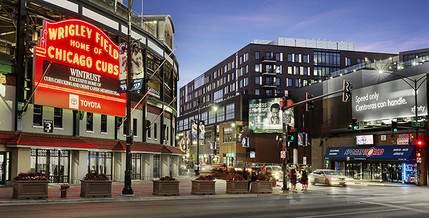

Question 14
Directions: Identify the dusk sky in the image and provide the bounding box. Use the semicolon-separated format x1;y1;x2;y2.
127;0;429;89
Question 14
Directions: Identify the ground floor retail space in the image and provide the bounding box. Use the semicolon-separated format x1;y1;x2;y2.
333;161;417;183
324;145;417;184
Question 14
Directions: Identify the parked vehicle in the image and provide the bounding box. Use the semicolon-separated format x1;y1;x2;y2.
265;165;283;181
309;169;347;186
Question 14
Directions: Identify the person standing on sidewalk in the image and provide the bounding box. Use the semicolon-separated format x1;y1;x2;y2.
290;165;298;192
300;166;308;191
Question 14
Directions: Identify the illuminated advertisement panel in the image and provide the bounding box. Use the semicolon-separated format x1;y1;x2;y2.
248;98;282;133
34;19;126;117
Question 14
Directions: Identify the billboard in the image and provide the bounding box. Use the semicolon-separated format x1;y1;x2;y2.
249;98;282;133
352;75;427;121
34;19;126;117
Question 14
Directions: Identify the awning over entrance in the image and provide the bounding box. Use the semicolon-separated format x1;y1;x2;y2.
324;145;416;161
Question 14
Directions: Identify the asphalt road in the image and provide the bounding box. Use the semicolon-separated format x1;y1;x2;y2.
2;184;429;218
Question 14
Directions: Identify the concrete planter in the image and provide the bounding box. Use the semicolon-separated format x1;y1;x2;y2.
226;180;249;194
153;180;180;196
191;180;216;195
80;180;112;197
12;180;49;200
250;180;273;193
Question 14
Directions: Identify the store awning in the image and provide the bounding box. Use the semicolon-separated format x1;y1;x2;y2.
324;145;416;161
6;133;99;149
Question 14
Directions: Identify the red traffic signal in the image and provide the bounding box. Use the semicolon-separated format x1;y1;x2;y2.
416;139;424;147
287;125;294;133
417;152;422;157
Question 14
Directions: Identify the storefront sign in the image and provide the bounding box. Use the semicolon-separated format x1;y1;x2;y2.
324;145;416;161
34;19;125;117
397;134;412;145
352;75;427;121
249;98;284;133
250;151;256;158
356;135;374;145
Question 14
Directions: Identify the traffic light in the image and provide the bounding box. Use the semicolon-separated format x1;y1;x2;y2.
391;121;398;132
287;125;294;134
416;139;424;157
352;119;358;130
342;80;352;102
305;92;314;111
287;125;294;142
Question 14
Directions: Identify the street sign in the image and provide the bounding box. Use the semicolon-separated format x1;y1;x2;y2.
280;151;286;159
358;121;364;129
417;157;422;163
43;119;53;133
412;122;424;127
303;157;307;165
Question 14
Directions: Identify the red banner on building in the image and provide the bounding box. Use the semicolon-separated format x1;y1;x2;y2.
34;19;125;117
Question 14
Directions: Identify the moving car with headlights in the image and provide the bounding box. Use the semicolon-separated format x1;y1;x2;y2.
310;169;347;186
266;165;283;181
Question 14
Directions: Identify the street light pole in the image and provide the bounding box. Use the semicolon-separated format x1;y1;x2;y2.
122;0;134;195
195;99;201;176
213;105;218;164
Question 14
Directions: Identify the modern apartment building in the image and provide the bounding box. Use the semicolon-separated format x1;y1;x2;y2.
178;37;395;166
0;0;181;185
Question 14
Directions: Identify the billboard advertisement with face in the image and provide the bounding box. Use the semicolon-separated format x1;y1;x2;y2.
34;19;126;117
249;98;282;133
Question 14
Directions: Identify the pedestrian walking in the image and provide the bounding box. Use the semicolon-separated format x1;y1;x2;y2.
300;166;308;191
290;165;298;192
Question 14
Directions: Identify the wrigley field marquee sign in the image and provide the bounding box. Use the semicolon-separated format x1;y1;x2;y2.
34;19;126;117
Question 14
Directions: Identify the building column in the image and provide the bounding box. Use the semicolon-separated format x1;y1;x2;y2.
11;148;31;179
113;152;125;182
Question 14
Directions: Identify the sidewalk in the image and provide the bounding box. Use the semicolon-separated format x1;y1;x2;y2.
0;176;416;206
0;175;290;206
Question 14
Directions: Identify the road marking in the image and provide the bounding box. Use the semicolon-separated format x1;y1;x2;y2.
298;208;401;218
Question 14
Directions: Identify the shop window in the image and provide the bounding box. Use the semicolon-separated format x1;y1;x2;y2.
88;151;112;179
131;153;141;180
31;149;70;183
33;105;43;126
153;155;160;178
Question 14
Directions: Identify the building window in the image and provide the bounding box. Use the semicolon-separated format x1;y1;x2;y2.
133;118;137;136
288;66;293;74
275;53;280;61
101;115;107;133
276;78;281;86
255;51;260;60
346;57;351;66
295;66;300;75
255;77;260;85
295;79;301;87
288;54;292;62
54;107;62;128
303;67;308;76
226;104;234;120
276;65;281;74
147;121;152;138
288;78;293;87
295;54;300;63
86;112;93;132
303;55;308;63
154;123;158;139
255;89;260;95
217;106;225;122
33;105;43;126
255;64;260;72
223;127;234;143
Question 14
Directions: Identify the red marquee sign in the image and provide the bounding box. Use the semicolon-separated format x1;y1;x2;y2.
34;19;125;117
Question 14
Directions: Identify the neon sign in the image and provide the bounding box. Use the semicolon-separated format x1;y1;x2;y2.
34;19;125;117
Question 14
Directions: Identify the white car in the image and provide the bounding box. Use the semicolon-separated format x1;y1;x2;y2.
310;169;347;186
